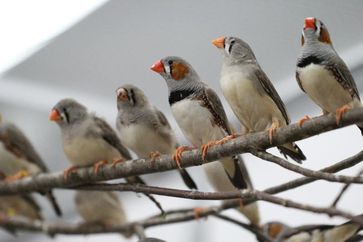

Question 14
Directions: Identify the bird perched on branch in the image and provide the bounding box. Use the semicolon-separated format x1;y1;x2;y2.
50;98;164;215
296;17;363;134
213;36;306;164
116;84;197;190
75;190;132;238
0;122;62;216
262;215;363;242
151;56;260;225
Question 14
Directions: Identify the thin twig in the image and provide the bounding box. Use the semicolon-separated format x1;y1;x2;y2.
331;168;363;208
0;108;362;195
212;214;273;242
250;150;363;184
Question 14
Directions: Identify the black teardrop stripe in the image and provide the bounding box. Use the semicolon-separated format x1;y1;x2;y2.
297;55;323;68
169;89;195;105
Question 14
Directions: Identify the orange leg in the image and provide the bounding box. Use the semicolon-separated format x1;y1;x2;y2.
267;120;279;145
336;104;350;125
63;165;79;181
172;146;194;169
149;151;161;162
201;140;219;160
215;133;240;145
298;115;311;127
93;160;108;175
193;207;205;220
5;170;29;182
111;159;124;168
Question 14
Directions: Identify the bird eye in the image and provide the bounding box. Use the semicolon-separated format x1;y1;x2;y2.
168;60;173;66
230;40;235;45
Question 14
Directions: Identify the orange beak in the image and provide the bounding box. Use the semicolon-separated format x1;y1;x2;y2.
150;60;165;73
212;36;225;48
304;17;316;30
49;109;60;121
116;88;128;101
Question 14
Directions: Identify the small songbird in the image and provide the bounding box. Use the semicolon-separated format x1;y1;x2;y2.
75;190;132;238
116;84;197;190
262;217;363;242
0;194;42;221
296;17;363;133
0;122;62;216
213;36;306;164
151;56;260;225
50;98;164;214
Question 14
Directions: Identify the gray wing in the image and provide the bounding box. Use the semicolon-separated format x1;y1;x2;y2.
0;123;48;172
153;107;172;130
254;68;290;124
93;116;132;160
203;87;232;135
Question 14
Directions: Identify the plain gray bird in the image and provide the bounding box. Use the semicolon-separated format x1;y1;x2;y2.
296;17;362;134
213;36;306;164
75;190;132;238
151;56;260;225
0;122;62;216
115;84;197;190
50;98;164;214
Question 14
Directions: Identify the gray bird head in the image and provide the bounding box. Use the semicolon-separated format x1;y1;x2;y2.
116;84;149;111
150;56;203;93
212;36;257;64
301;17;332;46
49;98;88;128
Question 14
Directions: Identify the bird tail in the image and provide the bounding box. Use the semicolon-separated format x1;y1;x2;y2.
126;176;165;216
44;190;62;217
278;143;306;164
178;169;198;190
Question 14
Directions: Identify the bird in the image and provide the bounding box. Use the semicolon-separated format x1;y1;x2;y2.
212;36;306;164
75;190;132;238
262;216;363;242
151;56;260;225
115;84;197;190
296;17;363;134
0;122;62;216
49;98;164;214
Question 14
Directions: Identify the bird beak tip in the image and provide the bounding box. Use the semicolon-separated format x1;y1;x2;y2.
150;60;165;73
212;36;225;48
49;109;60;121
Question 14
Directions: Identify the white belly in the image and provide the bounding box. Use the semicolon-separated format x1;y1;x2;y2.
118;123;175;157
0;143;41;175
63;137;121;166
299;64;360;113
171;99;225;146
220;71;286;132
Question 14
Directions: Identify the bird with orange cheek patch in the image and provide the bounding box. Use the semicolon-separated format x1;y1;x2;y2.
296;17;363;134
261;217;363;242
151;56;260;225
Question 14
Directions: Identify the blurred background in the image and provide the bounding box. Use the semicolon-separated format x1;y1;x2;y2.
0;0;363;241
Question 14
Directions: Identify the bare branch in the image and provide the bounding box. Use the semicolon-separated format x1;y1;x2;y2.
331;168;363;208
0;108;363;195
251;150;363;184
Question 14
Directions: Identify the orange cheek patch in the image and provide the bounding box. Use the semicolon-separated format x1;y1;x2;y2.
171;62;189;80
269;224;282;238
319;28;332;45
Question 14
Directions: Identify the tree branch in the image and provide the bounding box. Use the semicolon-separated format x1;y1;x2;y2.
250;150;363;184
0;108;363;195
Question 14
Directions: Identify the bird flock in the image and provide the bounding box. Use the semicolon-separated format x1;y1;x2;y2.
0;17;362;242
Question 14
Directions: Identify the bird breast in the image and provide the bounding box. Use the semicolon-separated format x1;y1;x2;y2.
118;123;175;157
171;98;225;146
220;69;285;132
0;143;41;175
63;137;121;166
298;63;359;113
